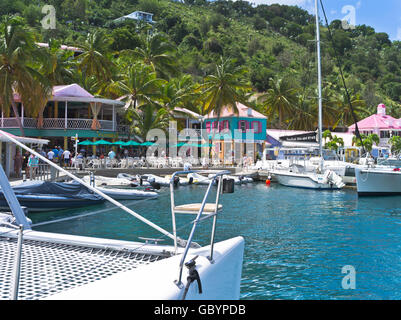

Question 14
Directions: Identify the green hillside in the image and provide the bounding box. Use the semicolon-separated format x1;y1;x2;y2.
1;0;400;130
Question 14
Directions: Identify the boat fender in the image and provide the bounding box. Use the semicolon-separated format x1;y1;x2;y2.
182;255;202;300
222;178;235;193
150;182;161;190
188;177;193;185
173;176;180;187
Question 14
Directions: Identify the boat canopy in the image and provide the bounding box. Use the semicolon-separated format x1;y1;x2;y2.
6;181;103;201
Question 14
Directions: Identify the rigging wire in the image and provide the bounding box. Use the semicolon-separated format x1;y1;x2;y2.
318;0;366;155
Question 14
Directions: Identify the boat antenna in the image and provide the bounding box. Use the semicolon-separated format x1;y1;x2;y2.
318;0;366;155
315;0;324;172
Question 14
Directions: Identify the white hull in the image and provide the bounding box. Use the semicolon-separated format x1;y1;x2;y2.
95;186;158;200
272;171;343;190
0;228;244;300
355;167;401;196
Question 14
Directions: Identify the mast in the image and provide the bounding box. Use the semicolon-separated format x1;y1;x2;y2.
315;0;324;171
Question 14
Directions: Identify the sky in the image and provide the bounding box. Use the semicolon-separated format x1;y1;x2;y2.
245;0;401;41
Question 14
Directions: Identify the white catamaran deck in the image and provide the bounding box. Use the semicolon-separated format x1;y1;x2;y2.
0;234;167;300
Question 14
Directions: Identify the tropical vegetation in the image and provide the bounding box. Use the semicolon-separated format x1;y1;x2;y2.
0;0;400;139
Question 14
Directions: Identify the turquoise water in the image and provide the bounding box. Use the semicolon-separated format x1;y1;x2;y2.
29;183;401;300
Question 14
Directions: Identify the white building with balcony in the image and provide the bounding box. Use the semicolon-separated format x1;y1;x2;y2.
0;84;127;153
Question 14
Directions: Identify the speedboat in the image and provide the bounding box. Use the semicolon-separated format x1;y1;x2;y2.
0;180;105;212
355;166;401;196
82;175;136;187
271;165;345;190
117;173;152;187
95;186;159;200
187;172;214;185
141;174;171;187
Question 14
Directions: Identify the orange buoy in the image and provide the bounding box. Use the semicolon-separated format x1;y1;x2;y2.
265;179;271;186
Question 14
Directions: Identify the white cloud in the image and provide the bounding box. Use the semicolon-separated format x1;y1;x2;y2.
397;27;401;41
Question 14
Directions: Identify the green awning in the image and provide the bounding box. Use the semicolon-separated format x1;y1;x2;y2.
112;140;127;145
94;139;112;145
78;140;94;146
122;140;141;146
140;141;158;146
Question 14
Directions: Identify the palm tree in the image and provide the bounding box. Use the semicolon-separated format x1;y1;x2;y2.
75;31;114;82
198;56;252;157
110;62;165;111
199;57;252;117
128;33;177;79
334;90;367;129
389;136;401;154
352;133;379;153
158;75;198;121
258;77;299;129
0;16;51;136
288;93;315;130
126;104;170;142
39;39;75;85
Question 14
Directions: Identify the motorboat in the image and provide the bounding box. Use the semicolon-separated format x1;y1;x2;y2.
0;131;245;300
117;173;152;187
0;180;105;212
355;166;401;196
272;165;345;190
141;174;171;187
69;180;159;200
187;172;215;185
94;186;159;200
82;175;136;188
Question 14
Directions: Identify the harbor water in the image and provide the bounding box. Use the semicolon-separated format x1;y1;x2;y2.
29;182;401;300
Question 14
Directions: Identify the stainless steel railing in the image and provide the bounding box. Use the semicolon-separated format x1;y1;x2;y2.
169;170;230;287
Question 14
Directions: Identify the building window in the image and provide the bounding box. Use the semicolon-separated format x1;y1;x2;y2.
220;120;229;131
238;120;248;133
380;131;390;138
251;121;262;133
206;121;211;133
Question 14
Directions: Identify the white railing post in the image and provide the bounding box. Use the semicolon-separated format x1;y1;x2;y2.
65;101;68;129
10;224;24;300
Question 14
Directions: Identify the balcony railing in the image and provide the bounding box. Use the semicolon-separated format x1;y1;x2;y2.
0;117;116;131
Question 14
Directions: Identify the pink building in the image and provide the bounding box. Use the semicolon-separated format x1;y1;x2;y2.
348;104;401;147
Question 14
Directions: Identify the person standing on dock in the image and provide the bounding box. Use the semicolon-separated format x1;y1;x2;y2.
23;151;30;179
47;149;55;162
28;153;39;180
57;146;64;167
63;149;71;167
13;150;23;178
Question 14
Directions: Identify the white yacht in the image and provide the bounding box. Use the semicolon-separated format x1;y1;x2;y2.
269;0;345;191
355;166;401;196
